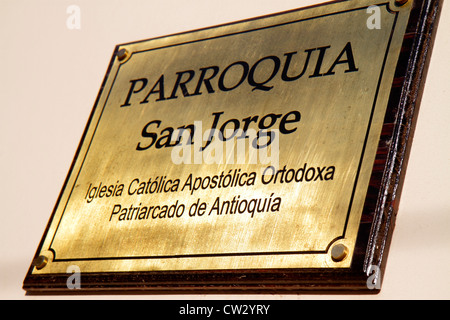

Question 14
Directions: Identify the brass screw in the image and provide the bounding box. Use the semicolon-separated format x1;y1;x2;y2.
331;244;349;262
395;0;409;6
32;255;48;270
117;48;129;61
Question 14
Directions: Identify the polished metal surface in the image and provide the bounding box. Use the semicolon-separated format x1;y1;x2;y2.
32;0;412;274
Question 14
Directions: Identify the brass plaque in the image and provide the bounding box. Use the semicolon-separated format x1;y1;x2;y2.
24;0;442;293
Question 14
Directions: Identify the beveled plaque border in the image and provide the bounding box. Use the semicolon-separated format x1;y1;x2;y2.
23;0;442;294
53;3;394;264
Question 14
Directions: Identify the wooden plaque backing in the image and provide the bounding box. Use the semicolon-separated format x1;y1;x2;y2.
23;0;442;294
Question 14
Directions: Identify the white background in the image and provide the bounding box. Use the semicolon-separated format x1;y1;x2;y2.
1;0;449;299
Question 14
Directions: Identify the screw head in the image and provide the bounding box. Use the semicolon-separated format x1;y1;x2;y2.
117;48;129;61
331;244;349;262
32;255;48;270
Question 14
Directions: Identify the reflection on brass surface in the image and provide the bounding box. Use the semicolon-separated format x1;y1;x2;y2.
31;0;412;274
